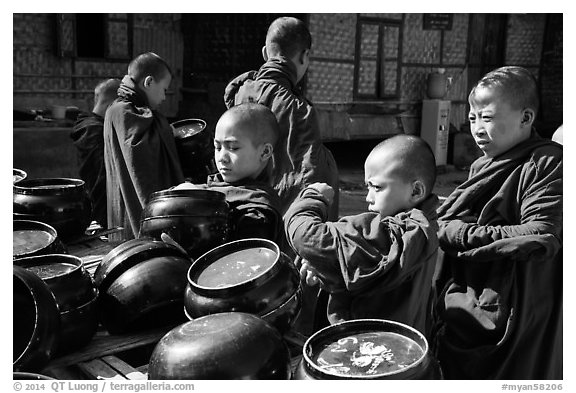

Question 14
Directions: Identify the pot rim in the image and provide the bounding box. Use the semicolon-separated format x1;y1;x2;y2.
146;188;226;203
14;178;85;195
59;291;99;316
14;253;83;279
13;371;55;380
170;118;207;139
13;168;27;183
13;220;59;259
141;213;229;222
301;318;429;379
13;265;60;368
259;286;302;319
94;238;190;291
187;238;282;294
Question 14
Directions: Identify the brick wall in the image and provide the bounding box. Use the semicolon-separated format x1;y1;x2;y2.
13;13;183;116
308;13;470;132
307;13;556;134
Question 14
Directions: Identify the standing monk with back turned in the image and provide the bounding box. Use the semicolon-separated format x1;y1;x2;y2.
104;52;184;241
224;16;340;336
224;16;340;221
71;78;121;228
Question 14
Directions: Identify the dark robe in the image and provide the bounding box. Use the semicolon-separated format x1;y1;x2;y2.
205;172;282;243
432;132;563;379
285;186;439;335
224;57;340;221
103;75;184;241
70;111;106;226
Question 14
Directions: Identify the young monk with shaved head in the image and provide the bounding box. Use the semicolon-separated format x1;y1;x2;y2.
432;66;562;379
173;103;282;243
285;134;440;334
71;78;121;227
224;16;339;222
104;52;184;241
224;18;340;334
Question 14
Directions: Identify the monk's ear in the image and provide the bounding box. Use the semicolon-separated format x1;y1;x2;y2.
143;75;154;89
299;48;310;65
411;180;426;204
521;108;535;128
262;46;268;62
260;143;273;161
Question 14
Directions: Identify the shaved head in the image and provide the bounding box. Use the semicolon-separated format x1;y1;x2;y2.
218;103;280;147
94;78;121;105
128;52;172;84
470;66;539;115
367;135;437;196
265;17;311;58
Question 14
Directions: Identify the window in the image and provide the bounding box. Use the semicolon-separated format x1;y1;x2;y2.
354;18;401;99
76;14;106;58
56;14;131;60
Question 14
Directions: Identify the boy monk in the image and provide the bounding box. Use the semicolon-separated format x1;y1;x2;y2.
224;17;340;333
285;135;439;334
104;52;184;241
432;66;563;379
224;16;339;221
174;103;281;243
71;78;121;227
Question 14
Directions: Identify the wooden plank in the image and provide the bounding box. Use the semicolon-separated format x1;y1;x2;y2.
101;356;147;380
135;364;149;376
43;325;173;370
68;239;120;260
77;358;127;380
66;227;123;246
67;239;121;275
43;366;87;380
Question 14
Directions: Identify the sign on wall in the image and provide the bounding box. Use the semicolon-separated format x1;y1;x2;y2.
423;14;453;31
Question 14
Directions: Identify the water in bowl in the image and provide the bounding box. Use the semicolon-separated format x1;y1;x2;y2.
196;247;276;288
26;263;76;279
13;230;54;256
174;123;205;139
313;331;424;377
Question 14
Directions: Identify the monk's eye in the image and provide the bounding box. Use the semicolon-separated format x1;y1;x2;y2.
366;183;381;191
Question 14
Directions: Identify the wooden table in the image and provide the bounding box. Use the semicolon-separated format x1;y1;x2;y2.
38;232;307;379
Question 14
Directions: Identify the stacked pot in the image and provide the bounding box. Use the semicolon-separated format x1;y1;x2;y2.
148;312;292;380
13;220;66;260
293;319;442;380
93;238;193;334
184;238;302;334
13;253;99;372
139;189;230;259
146;237;303;380
13;265;60;372
12;174;97;372
13;177;92;241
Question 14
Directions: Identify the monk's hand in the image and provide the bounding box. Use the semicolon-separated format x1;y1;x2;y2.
438;219;472;252
300;261;321;287
307;182;335;205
